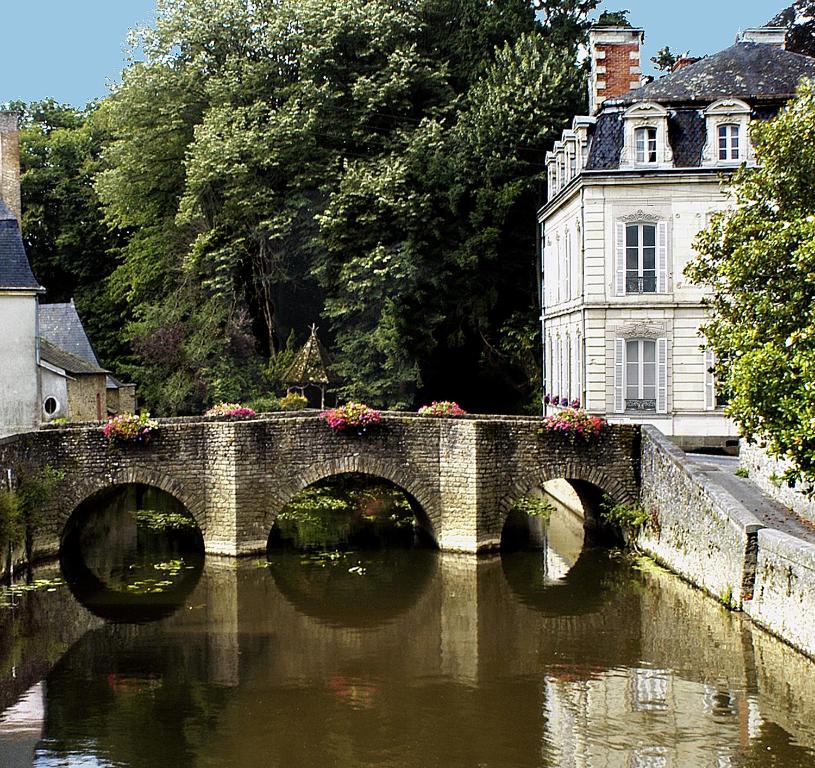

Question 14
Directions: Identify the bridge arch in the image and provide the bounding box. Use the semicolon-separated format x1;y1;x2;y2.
266;456;440;546
495;461;638;547
58;466;208;546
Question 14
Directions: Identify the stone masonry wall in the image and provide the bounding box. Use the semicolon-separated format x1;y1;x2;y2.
638;426;763;609
0;413;641;560
739;439;815;525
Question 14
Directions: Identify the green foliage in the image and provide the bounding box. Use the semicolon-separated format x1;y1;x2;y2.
650;46;686;73
510;495;554;521
279;392;309;411
687;79;815;486
93;0;593;414
10;100;128;373
133;510;197;532
274;476;414;550
0;489;22;552
247;395;281;413
595;10;631;27
600;496;648;533
735;467;749;479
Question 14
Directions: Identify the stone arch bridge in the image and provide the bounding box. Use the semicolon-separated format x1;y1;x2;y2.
0;413;640;558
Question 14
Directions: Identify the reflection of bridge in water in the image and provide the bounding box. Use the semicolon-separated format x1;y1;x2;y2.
4;545;815;767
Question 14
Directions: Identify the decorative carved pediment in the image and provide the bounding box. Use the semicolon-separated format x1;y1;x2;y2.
620;210;659;223
617;322;664;340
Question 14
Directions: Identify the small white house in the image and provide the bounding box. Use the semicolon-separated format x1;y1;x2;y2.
538;24;815;449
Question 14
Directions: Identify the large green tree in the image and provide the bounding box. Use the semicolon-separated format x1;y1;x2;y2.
687;79;815;484
13;100;126;371
97;0;596;413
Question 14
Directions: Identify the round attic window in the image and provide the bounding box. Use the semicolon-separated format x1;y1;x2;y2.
43;397;60;417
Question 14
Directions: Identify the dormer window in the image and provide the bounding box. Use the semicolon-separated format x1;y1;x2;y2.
718;124;740;161
621;102;672;169
635;127;658;164
704;99;752;166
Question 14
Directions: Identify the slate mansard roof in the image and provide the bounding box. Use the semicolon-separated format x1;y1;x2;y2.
585;42;815;172
0;201;42;291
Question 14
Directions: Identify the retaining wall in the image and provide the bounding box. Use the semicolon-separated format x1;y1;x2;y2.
638;426;762;609
640;425;815;659
745;529;815;659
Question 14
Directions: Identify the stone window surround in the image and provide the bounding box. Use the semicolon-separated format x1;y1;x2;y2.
611;322;669;415
702;98;753;167
614;209;670;296
620;102;673;169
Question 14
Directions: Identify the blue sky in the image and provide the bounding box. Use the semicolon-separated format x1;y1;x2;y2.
0;1;786;107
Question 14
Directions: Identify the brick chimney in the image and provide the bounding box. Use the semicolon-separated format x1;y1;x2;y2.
740;27;786;49
589;26;645;115
0;112;21;223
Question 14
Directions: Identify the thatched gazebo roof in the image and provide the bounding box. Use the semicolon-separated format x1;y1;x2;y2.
283;324;340;388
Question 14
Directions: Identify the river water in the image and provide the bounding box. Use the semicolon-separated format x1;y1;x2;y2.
2;482;815;767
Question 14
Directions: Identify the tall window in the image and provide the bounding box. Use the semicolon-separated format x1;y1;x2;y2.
635;127;657;163
626;224;657;293
626;339;656;411
718;124;740;161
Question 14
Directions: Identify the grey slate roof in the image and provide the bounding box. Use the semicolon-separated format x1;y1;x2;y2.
585;41;815;172
38;302;100;366
614;42;815;105
39;338;108;376
0;201;42;291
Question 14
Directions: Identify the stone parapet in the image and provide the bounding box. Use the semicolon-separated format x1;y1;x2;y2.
745;529;815;659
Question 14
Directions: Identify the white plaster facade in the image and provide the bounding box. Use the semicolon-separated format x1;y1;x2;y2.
537;24;806;446
0;292;40;435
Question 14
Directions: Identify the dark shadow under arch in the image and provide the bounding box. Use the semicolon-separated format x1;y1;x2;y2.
60;483;205;623
498;464;636;550
266;463;439;547
59;468;208;547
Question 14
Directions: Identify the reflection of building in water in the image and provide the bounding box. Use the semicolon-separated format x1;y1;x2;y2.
543;671;752;767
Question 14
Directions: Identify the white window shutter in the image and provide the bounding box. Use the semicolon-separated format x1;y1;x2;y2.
657;221;668;293
572;331;580;403
614;338;625;413
704;349;715;411
657;337;668;414
615;223;626;296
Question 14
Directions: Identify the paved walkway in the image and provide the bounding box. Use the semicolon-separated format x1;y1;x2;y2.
685;453;815;546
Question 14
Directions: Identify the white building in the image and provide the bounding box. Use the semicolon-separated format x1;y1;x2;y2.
0;112;135;437
538;24;815;448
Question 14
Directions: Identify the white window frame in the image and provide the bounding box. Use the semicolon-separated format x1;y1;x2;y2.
635;127;658;164
621;102;673;169
615;219;668;296
615;337;668;414
718;124;740;161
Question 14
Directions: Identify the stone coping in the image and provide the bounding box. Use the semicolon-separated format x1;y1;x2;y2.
756;528;815;573
642;425;764;535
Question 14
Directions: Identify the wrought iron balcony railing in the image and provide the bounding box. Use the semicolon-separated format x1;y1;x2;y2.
625;398;656;412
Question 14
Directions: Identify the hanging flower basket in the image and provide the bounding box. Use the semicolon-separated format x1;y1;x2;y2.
537;408;607;442
320;402;382;435
101;412;159;444
417;401;467;417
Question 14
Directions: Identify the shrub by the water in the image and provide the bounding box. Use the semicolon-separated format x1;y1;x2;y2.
279;392;309;411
